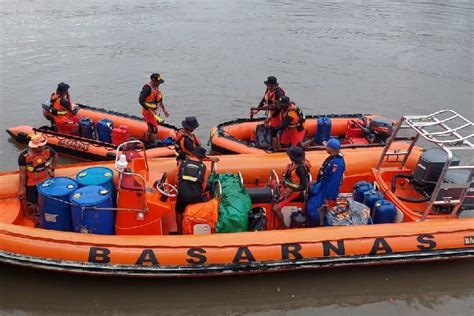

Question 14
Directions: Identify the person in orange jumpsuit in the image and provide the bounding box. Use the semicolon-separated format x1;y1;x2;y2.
50;82;80;135
139;73;170;144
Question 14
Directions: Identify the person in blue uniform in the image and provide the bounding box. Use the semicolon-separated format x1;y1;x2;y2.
307;138;345;226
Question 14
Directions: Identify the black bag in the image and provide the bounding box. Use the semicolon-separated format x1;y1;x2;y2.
248;207;267;231
254;124;272;149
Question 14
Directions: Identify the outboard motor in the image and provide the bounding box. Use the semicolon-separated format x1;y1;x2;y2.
367;117;393;143
41;101;56;129
391;148;460;204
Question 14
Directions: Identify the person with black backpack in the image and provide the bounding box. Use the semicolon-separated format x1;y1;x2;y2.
175;147;218;234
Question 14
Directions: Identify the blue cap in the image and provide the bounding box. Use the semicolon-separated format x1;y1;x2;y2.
326;138;340;150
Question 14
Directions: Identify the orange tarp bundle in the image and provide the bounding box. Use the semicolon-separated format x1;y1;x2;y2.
182;198;219;235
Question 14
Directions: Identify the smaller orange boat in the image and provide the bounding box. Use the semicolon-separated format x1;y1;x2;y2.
6;103;178;161
0;110;472;277
210;114;407;154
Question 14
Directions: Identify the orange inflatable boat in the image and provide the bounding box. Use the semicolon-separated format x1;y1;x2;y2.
6;103;178;161
210;114;407;154
0;110;472;277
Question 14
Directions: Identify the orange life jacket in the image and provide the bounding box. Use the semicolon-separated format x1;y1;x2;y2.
285;103;305;128
50;92;71;116
264;86;285;118
283;159;311;190
23;148;53;186
143;82;163;110
175;128;201;158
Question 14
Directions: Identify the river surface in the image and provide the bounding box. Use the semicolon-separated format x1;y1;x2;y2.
0;0;473;314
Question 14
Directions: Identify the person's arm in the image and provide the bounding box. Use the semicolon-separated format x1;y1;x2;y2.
138;85;152;108
60;97;74;113
292;166;309;192
280;115;292;131
18;154;27;198
158;98;169;117
275;87;285;100
183;137;195;155
49;148;58;177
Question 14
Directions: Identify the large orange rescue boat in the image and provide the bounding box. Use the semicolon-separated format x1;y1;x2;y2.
0;110;472;277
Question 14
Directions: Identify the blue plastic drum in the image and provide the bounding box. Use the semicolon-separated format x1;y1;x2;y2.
70;185;115;235
76;167;115;204
352;181;373;203
37;177;78;231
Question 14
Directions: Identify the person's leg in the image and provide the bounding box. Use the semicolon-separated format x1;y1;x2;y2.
26;186;40;225
176;212;183;234
272;204;285;229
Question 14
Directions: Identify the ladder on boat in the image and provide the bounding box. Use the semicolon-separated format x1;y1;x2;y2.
376;109;474;220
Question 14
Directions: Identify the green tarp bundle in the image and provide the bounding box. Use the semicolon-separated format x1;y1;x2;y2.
209;173;251;233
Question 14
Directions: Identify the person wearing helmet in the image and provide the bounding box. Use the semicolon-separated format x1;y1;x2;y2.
18;134;58;223
49;82;80;135
139;73;170;144
272;146;311;229
306;138;345;226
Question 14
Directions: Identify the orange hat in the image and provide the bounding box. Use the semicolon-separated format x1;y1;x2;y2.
28;134;47;148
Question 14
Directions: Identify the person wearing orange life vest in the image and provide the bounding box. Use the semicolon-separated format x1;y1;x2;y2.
175;147;219;234
175;116;202;161
272;146;311;229
50;82;80;135
139;73;170;144
251;76;286;150
18;134;58;222
278;96;306;148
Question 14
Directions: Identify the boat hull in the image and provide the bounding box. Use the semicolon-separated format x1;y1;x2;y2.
6;104;178;160
210;114;401;154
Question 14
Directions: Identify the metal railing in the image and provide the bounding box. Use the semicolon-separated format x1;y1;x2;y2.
376;110;473;220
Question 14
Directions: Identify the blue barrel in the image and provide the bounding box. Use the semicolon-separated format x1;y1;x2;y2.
79;117;95;139
353;181;373;203
314;117;332;145
96;118;113;143
37;177;78;231
362;189;384;210
373;199;397;224
76;167;115;205
70;185;115;235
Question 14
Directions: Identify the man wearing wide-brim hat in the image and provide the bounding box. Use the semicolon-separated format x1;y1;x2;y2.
272;146;311;229
175;116;202;161
18;134;58;224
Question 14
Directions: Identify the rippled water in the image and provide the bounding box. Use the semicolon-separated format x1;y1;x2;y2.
0;0;473;314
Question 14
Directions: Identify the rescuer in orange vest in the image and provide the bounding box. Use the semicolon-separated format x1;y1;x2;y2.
18;134;58;223
50;82;80;135
175;116;202;161
272;146;311;229
278;96;306;148
251;76;286;150
139;73;170;144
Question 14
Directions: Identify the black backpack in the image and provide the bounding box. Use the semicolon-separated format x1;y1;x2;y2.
254;124;272;149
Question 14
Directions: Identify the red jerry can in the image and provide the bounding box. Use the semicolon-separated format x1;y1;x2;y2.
112;125;129;146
